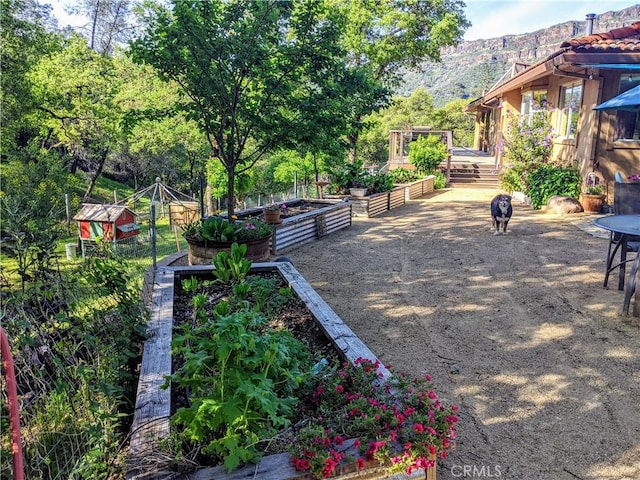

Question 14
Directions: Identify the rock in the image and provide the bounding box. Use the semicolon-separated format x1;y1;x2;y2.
450;364;460;374
546;195;584;214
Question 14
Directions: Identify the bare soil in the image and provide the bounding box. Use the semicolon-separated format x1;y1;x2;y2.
282;189;640;480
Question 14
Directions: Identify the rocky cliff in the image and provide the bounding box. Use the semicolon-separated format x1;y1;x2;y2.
400;4;640;106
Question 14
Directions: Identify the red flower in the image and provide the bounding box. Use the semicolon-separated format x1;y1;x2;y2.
335;384;344;393
357;458;365;469
413;423;425;433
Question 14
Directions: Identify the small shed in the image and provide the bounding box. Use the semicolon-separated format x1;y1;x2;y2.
73;204;140;256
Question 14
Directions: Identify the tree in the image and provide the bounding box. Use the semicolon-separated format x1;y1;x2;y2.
359;87;436;166
28;35;124;200
67;0;133;54
332;0;469;163
0;0;62;156
115;52;209;193
130;0;348;216
430;98;475;147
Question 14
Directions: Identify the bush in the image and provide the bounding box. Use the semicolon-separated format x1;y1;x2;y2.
526;164;581;209
409;135;447;175
433;171;447;190
387;168;422;184
498;108;554;194
365;171;394;193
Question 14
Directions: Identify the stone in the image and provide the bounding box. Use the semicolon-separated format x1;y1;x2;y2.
546;195;584;214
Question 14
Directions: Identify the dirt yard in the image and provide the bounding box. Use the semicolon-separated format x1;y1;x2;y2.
284;188;640;480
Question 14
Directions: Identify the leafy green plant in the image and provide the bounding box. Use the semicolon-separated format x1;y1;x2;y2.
327;160;369;195
212;243;252;283
498;107;556;195
184;216;274;244
168;309;313;472
365;171;394;194
387;168;422;184
526;164;581;209
433;171;447;190
409;135;447;174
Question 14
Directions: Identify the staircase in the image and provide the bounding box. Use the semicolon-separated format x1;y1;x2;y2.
445;162;501;189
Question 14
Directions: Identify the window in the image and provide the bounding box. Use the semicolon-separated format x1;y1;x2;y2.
521;91;548;124
556;83;582;139
614;74;640;141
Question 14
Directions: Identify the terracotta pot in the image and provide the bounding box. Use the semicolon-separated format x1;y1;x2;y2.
186;236;271;264
263;209;282;224
580;193;606;213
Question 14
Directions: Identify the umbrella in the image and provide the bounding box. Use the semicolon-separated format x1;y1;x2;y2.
593;84;640;112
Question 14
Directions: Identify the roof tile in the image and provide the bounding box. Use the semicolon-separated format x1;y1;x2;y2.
560;22;640;51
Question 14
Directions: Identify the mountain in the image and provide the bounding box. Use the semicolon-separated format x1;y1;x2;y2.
399;4;640;106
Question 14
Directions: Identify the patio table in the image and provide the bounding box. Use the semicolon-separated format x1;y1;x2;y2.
593;214;640;316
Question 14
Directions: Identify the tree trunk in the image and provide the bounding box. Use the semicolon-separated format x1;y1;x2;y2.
227;167;236;217
83;147;109;202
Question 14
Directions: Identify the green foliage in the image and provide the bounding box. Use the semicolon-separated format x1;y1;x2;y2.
433;171;447;190
327;160;369;195
499;109;554;194
185;216;273;244
387;168;423;184
169;302;312;471
130;0;349;215
365;171;394;194
409;135;447;174
526;164;581;210
0;154;82;289
1;249;147;478
212;243;252;283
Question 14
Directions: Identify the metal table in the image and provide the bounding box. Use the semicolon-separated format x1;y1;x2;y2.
593;215;640;316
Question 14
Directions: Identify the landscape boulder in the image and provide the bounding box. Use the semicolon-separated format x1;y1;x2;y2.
546;195;584;214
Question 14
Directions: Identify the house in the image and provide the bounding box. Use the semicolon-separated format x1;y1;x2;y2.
73;204;140;256
465;19;640;200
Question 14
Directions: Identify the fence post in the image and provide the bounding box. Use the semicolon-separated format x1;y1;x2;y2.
0;327;25;480
150;204;157;272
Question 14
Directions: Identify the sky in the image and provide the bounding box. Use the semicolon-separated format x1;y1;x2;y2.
49;0;639;42
463;0;638;40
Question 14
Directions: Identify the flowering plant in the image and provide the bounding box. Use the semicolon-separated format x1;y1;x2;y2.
264;202;286;211
584;174;605;195
182;215;273;243
288;358;458;479
628;174;640;183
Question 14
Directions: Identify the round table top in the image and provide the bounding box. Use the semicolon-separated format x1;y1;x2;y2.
593;214;640;236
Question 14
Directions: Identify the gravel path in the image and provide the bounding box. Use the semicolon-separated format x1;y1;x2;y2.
284;188;640;480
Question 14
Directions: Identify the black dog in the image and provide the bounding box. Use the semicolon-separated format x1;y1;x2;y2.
491;194;512;235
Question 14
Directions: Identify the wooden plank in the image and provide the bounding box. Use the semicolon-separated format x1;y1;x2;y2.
276;263;390;378
127;268;175;480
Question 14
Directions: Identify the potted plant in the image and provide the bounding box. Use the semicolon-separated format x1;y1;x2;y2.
580;174;606;213
263;202;286;224
182;215;274;264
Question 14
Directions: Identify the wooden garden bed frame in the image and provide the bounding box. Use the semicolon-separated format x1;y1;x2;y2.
127;263;433;480
236;198;353;254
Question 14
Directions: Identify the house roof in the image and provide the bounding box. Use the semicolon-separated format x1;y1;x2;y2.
559;22;640;52
467;22;640;110
73;204;135;222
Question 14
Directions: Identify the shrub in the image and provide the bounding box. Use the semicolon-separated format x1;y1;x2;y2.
387;168;422;184
498;108;554;194
433;171;447;190
409;135;447;175
526;164;581;209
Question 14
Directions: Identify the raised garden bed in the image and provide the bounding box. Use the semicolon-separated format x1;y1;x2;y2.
236;199;352;254
397;175;435;201
324;176;435;218
128;262;445;480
